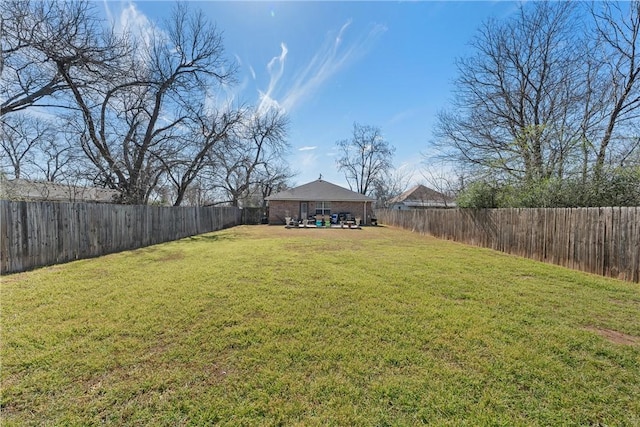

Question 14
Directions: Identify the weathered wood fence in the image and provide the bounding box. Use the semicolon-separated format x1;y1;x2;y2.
241;207;265;225
0;201;242;274
376;207;640;283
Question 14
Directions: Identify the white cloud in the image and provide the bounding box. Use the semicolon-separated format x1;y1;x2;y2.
234;54;243;67
387;109;419;126
115;2;156;49
103;1;160;68
257;20;386;115
300;152;319;167
102;0;114;24
282;21;386;112
257;43;288;114
298;146;317;151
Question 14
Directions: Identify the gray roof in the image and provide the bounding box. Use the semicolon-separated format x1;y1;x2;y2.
1;179;119;203
266;179;374;202
389;184;456;207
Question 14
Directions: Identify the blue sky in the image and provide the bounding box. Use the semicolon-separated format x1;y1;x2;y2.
104;1;520;189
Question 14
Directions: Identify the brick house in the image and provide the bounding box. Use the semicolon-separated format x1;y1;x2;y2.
265;179;375;225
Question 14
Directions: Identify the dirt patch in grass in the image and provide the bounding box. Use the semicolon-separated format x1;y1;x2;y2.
610;298;640;308
155;251;185;262
0;275;27;284
585;327;640;346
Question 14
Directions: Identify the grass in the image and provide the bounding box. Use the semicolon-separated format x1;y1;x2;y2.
1;225;639;426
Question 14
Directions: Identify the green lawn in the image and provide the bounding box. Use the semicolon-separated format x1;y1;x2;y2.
1;225;639;426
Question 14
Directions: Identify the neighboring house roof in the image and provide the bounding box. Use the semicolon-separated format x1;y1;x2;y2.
389;184;456;207
0;179;119;203
265;179;374;202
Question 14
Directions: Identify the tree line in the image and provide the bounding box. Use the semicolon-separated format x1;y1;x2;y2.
1;1;293;206
3;1;638;208
335;2;640;208
433;1;640;207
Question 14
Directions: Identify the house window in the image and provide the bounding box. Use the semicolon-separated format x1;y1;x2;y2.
315;201;331;216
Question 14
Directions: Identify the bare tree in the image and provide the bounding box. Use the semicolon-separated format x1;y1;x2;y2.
2;1;296;206
434;2;582;185
211;108;290;206
420;166;460;208
251;161;295;209
371;166;414;208
0;0;127;116
0;114;53;179
59;4;237;204
591;1;640;181
336;122;395;195
161;107;244;206
35;124;81;183
431;1;640;206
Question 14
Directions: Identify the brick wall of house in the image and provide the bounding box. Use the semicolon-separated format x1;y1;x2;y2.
268;200;374;225
267;200;300;224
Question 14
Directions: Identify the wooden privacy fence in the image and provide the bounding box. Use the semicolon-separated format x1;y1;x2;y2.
376;207;640;283
0;201;242;274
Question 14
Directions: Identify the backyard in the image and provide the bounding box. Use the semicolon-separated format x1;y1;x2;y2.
1;225;639;426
